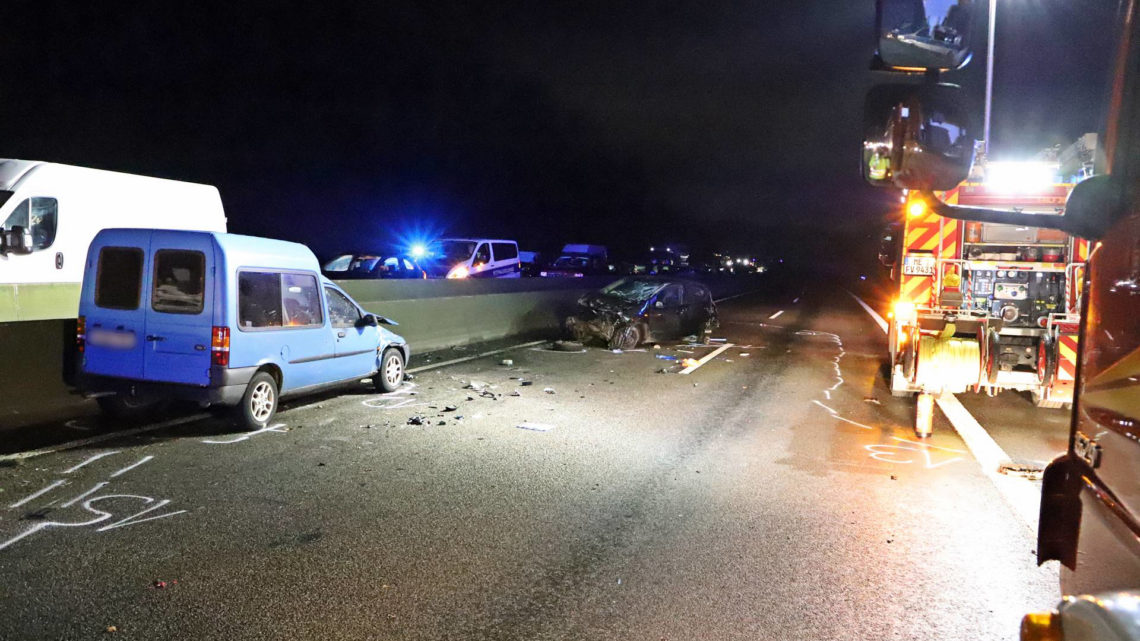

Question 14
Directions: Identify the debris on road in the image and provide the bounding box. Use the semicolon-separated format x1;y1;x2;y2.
709;338;727;343
543;387;556;394
863;397;882;406
464;380;490;391
443;405;458;412
890;474;898;480
501;359;514;366
509;391;521;397
612;349;623;354
516;422;556;432
520;380;533;387
407;416;425;426
655;354;677;361
105;625;118;634
552;340;585;352
681;358;700;368
739;353;750;357
998;461;1045;480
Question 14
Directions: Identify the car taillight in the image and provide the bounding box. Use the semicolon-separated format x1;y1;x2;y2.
76;316;86;353
211;326;230;367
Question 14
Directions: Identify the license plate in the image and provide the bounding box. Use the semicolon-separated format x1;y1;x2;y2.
88;329;137;349
903;255;937;276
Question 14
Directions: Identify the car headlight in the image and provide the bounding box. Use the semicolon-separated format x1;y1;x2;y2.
447;265;469;279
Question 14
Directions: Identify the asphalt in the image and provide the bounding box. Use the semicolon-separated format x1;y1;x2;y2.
0;286;1062;640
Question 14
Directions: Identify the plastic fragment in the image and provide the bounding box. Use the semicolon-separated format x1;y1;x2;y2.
516;422;555;432
655;354;678;361
501;359;513;366
543;387;556;394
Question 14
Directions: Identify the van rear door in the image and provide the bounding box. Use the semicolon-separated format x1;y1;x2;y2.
143;231;214;386
84;234;151;380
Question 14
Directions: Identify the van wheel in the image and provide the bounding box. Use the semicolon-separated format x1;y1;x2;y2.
234;372;278;431
96;395;161;424
375;349;405;393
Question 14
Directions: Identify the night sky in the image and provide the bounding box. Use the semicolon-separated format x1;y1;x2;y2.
0;1;1123;263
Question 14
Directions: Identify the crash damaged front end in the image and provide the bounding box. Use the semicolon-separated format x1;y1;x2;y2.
565;294;643;349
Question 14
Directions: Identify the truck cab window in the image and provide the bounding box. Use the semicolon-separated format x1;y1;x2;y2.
1;198;58;250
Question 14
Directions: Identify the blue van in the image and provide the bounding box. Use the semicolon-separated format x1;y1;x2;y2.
77;229;409;430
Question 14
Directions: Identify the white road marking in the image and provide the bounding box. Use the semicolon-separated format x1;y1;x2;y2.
408;340;548;374
713;288;768;304
109;455;154;478
8;480;67;509
679;343;734;374
61;482;110;507
201;423;286;445
62;451;121;474
769;310;785;320
847;290;1042;531
0;413;207;463
847;292;889;333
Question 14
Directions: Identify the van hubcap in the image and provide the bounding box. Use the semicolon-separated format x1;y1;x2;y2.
250;381;275;421
384;355;403;386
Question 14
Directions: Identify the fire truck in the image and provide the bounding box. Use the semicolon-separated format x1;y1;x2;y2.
882;178;1090;435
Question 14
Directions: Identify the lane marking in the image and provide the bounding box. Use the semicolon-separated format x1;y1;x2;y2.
62;451;121;474
847;289;1041;531
0;413;208;463
8;480;68;509
769;310;785;320
679;343;734;374
847;292;889;333
713;287;769;304
408;340;547;374
109;455;154;478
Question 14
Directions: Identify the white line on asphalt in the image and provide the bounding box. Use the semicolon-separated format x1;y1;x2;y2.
8;480;67;509
109;455;154;478
848;289;1041;532
407;340;548;374
713;287;768;304
847;292;889;333
62;450;121;474
61;482;110;507
679;343;734;374
769;310;785;320
0;413;208;463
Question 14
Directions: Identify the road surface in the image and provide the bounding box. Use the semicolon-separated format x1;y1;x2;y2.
0;287;1063;640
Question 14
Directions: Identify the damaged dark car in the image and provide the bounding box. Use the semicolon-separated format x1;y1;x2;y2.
567;277;719;350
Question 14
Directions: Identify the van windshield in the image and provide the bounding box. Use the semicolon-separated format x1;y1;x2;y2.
439;241;476;263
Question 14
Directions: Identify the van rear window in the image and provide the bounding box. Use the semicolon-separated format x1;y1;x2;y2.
492;243;518;261
238;272;283;329
152;250;205;314
95;247;144;310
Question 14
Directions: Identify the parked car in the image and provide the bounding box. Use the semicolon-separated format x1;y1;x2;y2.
540;244;610;277
566;277;718;350
518;250;544;277
77;229;409;430
421;238;521;278
322;251;427;279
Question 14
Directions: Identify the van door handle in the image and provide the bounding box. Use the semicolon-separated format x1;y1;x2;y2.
146;335;166;342
337;331;346;338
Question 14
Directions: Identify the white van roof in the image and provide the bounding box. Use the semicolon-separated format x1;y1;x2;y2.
0;160;43;190
440;238;517;244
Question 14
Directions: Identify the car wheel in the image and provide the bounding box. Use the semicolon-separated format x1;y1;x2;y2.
375;348;405;393
609;323;641;350
96;395;162;425
234;371;278;431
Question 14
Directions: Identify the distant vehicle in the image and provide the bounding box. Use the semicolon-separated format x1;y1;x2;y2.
322;252;427;279
518;250;543;277
77;229;409;430
0;160;226;322
566;277;718;350
541;244;610;277
422;238;521;279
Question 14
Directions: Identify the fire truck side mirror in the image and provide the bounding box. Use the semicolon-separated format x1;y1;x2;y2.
862;83;975;192
874;0;975;71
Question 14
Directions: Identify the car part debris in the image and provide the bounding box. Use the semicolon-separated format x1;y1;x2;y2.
709;338;727;343
655;354;677;361
500;359;514;366
509;391;521;397
519;380;533;386
443;405;458;412
544;387;556;394
998;461;1044;480
552;340;585;352
464;380;489;391
407;416;424;425
863;396;882;405
516;422;555;432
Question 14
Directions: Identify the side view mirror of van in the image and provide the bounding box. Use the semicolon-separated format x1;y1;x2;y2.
356;314;379;328
375;315;398;326
0;225;33;255
862;83;975;191
875;0;975;71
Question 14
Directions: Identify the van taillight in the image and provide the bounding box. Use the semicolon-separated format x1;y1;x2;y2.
76;316;86;353
211;326;230;367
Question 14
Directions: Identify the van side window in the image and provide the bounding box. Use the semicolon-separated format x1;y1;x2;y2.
282;274;323;327
492;243;518;261
1;198;58;250
325;287;361;328
474;243;491;265
152;250;205;314
95;247;144;310
238;272;282;329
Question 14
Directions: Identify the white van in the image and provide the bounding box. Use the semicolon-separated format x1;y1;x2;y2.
425;238;521;279
0;160;227;322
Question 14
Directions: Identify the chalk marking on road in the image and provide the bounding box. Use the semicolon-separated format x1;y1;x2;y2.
407;340;548;374
891;435;966;454
109;455;154;477
63;420;93;432
201;423;286;445
0;512;109;552
679;343;734;374
864;440;964;468
847;292;889;334
62;451;121;474
61;482;110;507
812;400;873;430
812;400;837;414
8;480;68;509
362;383;432;410
769;310;785;320
0;413;208;463
92;496;187;532
528;347;587;354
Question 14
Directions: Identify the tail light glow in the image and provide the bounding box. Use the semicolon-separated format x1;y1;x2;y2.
211;326;230;367
76;316;86;353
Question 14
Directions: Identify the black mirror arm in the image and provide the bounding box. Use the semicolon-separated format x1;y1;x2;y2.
926;194;1113;242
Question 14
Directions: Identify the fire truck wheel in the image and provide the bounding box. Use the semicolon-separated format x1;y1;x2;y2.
901;331;918;382
1036;335;1058;387
986;329;1001;385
